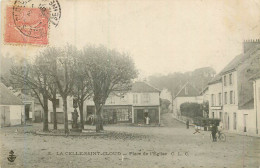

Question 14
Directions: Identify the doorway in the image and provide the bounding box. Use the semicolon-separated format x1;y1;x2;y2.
243;114;248;132
137;109;144;123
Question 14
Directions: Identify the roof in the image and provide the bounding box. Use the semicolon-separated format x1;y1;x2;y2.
174;82;200;98
220;44;260;75
131;81;161;93
249;73;260;80
208;74;222;85
0;83;24;105
199;86;208;95
239;98;254;110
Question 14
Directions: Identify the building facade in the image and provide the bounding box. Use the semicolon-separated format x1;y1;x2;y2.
208;76;223;122
0;83;24;127
173;82;202;117
208;41;260;135
86;82;161;125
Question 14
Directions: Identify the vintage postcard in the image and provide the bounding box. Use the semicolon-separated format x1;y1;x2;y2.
0;0;260;167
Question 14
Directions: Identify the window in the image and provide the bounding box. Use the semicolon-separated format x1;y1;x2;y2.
108;97;115;104
133;94;138;104
233;113;237;130
55;99;60;108
230;91;233;104
218;93;222;105
229;73;233;85
185;87;188;95
211;94;214;106
117;109;129;121
224;75;227;86
143;93;150;103
224;92;227;104
219;112;223;122
212;112;214;118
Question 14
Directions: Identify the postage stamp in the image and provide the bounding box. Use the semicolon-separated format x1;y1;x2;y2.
4;0;61;45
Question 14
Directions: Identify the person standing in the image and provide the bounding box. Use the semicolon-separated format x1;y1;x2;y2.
186;120;189;129
211;123;218;142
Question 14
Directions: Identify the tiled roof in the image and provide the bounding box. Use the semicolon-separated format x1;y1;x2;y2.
131;82;161;93
0;83;24;105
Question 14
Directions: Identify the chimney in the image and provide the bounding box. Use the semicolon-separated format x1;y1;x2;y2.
243;39;260;53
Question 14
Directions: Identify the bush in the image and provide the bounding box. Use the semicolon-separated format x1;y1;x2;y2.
180;102;203;118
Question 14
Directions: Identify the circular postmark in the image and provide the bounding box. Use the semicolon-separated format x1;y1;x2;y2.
12;0;61;38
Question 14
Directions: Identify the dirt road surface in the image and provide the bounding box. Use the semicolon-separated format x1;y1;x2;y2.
0;113;259;168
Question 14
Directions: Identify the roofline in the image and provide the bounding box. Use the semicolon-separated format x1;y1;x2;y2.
208;79;222;85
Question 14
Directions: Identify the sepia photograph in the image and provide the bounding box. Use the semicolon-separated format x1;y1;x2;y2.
0;0;260;167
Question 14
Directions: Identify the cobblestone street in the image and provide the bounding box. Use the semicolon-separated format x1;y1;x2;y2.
0;113;259;168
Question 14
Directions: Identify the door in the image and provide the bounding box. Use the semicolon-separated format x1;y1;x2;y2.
137;109;144;123
243;114;248;132
0;106;10;127
25;104;31;121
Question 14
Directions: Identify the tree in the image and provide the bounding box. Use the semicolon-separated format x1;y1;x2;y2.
36;48;59;130
54;45;77;134
73;52;93;129
10;61;50;132
83;46;138;132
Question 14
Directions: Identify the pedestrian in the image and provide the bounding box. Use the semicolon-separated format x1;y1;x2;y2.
145;116;150;125
211;123;218;142
186;120;189;129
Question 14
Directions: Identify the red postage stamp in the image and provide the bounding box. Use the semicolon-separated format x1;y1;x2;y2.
5;6;49;45
4;0;61;45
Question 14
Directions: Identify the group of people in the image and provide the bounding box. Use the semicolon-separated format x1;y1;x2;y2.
186;119;223;142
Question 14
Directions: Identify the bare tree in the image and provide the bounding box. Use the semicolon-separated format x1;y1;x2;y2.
36;48;59;130
73;52;93;129
54;45;77;134
82;46;138;132
10;62;50;132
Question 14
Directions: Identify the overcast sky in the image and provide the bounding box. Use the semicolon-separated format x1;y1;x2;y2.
1;0;260;77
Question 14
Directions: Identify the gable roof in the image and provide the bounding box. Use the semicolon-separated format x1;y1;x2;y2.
174;82;200;98
131;81;161;93
0;83;24;105
220;44;260;75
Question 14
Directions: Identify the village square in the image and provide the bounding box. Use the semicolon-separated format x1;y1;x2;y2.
1;0;260;167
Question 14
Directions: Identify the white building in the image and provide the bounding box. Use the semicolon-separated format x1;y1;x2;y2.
86;81;161;124
172;82;202;117
252;74;260;134
208;40;260;136
48;81;161;125
0;83;24;127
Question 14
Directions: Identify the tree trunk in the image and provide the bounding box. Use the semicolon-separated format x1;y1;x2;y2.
62;96;69;134
95;103;103;132
79;99;84;129
52;98;57;130
43;95;49;132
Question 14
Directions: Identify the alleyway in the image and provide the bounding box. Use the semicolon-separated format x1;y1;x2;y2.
160;112;185;128
0;114;259;168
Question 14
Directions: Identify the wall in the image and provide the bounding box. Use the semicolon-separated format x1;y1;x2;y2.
237;109;256;135
10;105;23;125
254;79;260;134
48;95;84;122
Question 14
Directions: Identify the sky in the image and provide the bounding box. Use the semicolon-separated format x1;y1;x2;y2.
1;0;260;77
